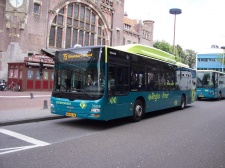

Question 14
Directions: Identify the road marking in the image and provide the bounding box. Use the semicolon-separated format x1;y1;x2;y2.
0;128;50;155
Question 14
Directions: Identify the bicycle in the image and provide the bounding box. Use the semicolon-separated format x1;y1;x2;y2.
4;82;20;91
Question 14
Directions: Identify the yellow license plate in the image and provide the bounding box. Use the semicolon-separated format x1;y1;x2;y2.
66;112;76;117
199;94;204;97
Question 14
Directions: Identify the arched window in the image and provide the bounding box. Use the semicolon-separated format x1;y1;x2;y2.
49;3;107;49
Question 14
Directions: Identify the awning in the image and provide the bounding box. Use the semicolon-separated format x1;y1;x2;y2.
26;62;54;67
41;48;58;58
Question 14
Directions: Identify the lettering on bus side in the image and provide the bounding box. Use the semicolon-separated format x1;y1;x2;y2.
147;92;169;101
56;101;72;105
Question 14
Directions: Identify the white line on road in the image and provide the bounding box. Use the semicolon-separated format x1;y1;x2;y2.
0;128;50;155
0;145;38;155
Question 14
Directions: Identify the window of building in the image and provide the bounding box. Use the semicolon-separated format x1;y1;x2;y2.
43;71;48;80
116;29;120;39
9;69;13;78
51;72;54;80
13;69;18;78
36;71;40;80
127;40;132;44
34;1;41;15
19;70;23;79
34;3;40;15
49;3;106;48
27;70;34;79
124;24;131;30
143;29;150;40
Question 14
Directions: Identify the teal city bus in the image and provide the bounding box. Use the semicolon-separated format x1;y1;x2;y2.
196;70;225;100
50;44;196;121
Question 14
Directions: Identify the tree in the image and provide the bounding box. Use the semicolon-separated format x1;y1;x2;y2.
185;49;196;69
176;45;186;64
217;53;225;66
153;40;196;68
153;40;173;55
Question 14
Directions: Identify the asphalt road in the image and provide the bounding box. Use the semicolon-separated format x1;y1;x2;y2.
1;100;225;168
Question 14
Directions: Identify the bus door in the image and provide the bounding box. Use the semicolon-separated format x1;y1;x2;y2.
108;63;130;119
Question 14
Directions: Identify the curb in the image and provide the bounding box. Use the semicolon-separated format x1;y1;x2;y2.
0;116;67;126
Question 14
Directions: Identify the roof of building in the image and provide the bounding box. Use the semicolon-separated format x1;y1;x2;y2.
197;48;224;54
123;16;139;34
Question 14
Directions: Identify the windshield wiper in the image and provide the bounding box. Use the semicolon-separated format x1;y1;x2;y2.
81;89;94;98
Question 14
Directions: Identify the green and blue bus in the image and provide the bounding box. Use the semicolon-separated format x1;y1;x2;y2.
196;70;225;100
50;44;196;121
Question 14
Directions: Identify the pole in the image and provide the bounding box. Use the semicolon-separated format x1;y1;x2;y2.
221;47;225;72
169;8;182;55
223;52;224;72
173;14;176;55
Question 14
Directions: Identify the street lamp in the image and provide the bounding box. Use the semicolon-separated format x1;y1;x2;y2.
221;46;225;72
169;8;182;55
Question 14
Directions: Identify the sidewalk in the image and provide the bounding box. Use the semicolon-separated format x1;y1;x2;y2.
0;90;64;126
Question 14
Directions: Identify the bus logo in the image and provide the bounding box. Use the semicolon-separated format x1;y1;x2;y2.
109;97;117;104
80;101;87;109
174;100;178;105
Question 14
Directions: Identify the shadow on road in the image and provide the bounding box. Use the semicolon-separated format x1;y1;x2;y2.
54;106;194;130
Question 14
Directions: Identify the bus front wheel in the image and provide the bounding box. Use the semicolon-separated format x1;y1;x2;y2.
132;99;143;122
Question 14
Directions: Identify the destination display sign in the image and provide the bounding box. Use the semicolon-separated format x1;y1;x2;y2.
62;53;93;61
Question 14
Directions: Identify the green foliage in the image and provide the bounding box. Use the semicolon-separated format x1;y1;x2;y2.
153;40;196;68
185;49;196;68
153;41;173;55
217;53;225;65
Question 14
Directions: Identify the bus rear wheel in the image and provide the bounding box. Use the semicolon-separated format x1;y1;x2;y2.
132;99;143;122
218;92;222;101
179;95;186;110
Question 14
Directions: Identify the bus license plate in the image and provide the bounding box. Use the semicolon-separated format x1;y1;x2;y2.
66;112;76;117
199;94;204;97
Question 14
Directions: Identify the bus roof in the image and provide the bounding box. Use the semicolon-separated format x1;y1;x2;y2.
112;44;189;68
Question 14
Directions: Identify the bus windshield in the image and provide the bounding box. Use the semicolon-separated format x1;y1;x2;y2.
52;47;105;100
197;71;215;88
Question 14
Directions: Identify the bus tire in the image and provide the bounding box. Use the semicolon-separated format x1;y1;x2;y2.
179;95;186;110
132;99;143;122
197;97;201;101
218;92;222;101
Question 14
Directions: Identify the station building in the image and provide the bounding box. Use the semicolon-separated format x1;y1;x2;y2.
196;46;225;72
0;0;154;91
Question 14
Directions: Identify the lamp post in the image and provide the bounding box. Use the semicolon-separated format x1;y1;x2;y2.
221;46;225;72
169;8;182;55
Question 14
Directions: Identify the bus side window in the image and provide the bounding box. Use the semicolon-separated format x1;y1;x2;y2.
108;73;115;88
131;73;138;89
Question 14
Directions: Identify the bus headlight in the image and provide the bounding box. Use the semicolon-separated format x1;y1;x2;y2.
91;108;101;112
51;103;54;108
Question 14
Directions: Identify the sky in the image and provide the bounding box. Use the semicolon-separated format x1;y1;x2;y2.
124;0;225;52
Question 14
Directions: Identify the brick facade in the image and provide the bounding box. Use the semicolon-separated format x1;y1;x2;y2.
0;0;154;81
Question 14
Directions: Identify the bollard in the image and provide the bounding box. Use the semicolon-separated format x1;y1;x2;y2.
43;100;48;109
30;93;34;99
